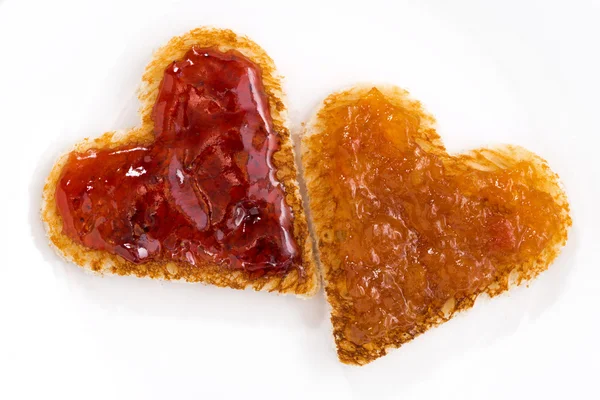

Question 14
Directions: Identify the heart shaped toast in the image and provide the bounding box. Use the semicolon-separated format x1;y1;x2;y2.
42;28;318;296
42;28;571;364
302;86;571;364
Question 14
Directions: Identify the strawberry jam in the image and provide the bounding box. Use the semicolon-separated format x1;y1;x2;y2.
55;47;300;274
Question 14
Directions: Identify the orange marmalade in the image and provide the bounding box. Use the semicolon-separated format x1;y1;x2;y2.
304;87;570;350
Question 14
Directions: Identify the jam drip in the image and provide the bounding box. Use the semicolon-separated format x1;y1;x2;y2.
56;47;300;274
307;88;569;345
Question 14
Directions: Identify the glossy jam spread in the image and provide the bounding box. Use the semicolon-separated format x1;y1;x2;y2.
55;47;300;274
306;88;570;346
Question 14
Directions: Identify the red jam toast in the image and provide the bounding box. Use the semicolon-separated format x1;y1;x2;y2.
42;28;319;297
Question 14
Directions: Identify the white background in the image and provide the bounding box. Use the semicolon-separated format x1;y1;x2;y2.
1;0;599;399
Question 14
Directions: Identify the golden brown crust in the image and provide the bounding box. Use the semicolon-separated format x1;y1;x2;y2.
302;85;571;364
42;28;318;297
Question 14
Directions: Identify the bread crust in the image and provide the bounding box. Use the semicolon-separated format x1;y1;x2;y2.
42;28;318;297
302;85;571;364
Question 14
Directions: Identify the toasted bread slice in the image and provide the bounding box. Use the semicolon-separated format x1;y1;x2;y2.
302;85;571;364
42;28;318;297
